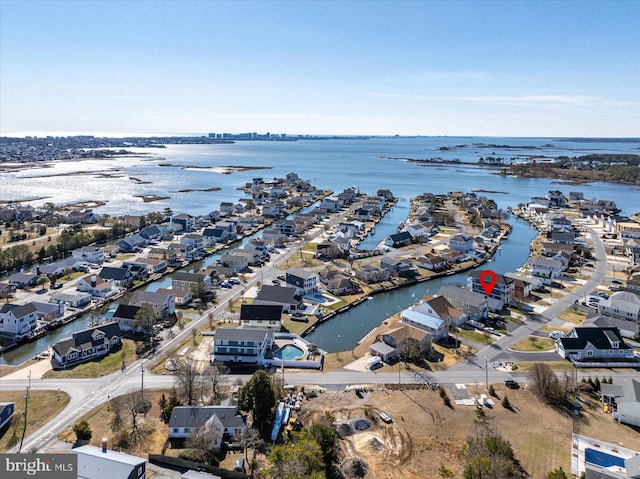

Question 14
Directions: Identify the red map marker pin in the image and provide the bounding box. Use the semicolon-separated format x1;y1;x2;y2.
479;270;498;296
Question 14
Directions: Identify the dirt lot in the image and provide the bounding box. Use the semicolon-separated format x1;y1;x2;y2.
295;383;640;479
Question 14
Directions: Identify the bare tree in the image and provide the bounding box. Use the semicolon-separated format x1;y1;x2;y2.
185;421;224;464
529;362;563;405
237;426;264;464
202;361;229;404
110;392;153;450
174;357;202;406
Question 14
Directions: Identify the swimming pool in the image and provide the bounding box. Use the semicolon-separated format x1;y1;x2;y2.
273;344;304;360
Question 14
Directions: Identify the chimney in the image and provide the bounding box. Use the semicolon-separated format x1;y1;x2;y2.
101;437;108;453
91;276;97;287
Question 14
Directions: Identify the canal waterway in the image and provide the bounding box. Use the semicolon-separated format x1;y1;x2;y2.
1;137;639;363
305;216;538;352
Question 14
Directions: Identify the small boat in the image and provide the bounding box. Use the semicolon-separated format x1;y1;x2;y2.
165;359;180;371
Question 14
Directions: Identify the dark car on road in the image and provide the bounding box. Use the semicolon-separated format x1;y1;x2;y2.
505;379;519;389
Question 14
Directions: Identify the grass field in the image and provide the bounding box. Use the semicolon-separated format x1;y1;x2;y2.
558;309;587;324
0;390;70;452
456;329;494;345
43;339;138;379
511;336;556;352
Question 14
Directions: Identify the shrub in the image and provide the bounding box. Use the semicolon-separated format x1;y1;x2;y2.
72;420;92;441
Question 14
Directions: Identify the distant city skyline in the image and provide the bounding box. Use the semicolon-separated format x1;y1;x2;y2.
1;1;639;137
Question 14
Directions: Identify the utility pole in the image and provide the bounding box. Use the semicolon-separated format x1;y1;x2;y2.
18;370;31;454
141;360;144;403
485;356;489;390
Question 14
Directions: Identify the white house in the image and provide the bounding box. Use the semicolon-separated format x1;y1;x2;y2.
76;275;117;298
285;268;319;295
0;303;38;338
72;246;105;264
211;328;273;364
529;256;564;285
449;233;475;253
130;290;176;317
598;291;640;322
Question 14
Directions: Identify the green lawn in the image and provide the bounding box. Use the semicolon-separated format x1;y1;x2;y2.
456;329;494;345
43;339;139;379
511;336;556;352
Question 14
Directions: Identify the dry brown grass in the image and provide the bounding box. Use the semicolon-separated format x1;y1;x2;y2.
558;309;587;324
0;390;70;452
297;385;640;479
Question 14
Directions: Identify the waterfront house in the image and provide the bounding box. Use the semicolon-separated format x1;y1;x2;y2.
400;305;447;341
569;191;584;201
71;246;105;264
147;247;177;263
50;291;92;308
202;227;227;245
6;272;39;289
556;327;635;364
370;325;432;362
219;252;249;271
0;303;38;338
448;233;475;253
384;231;413;248
601;377;640;428
51;322;123;369
254;285;303;313
467;271;514;310
354;264;390;284
211;327;273;364
327;274;360;295
32;301;64;320
262;228;285;247
416;254;448;271
111;304;142;333
77;275;117;298
130;290;176;317
529;256;565;285
172;272;212;294
157;287;191;306
99;266;134;288
597;291;640;322
180;234;205;258
133;257;168;274
285;268;319;295
0;402;14;430
239;304;282;330
437;285;489;319
72;444;146;479
380;257;419;277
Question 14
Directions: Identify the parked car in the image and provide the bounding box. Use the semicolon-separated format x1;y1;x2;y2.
549;331;565;339
52;283;63;289
598;292;609;299
505;379;519;389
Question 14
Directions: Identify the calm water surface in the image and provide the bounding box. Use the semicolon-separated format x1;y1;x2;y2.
1;138;639;363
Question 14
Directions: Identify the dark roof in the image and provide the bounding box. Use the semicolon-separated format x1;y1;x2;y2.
255;285;302;304
169;406;245;428
99;267;131;281
112;304;140;320
52;322;122;358
240;304;283;321
389;231;412;243
173;272;207;282
0;303;37;319
559;327;631;351
214;328;268;343
468;270;514;286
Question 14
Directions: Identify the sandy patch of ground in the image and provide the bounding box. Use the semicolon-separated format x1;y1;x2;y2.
2;357;52;380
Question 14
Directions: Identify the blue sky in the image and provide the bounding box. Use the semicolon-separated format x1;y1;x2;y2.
1;0;639;137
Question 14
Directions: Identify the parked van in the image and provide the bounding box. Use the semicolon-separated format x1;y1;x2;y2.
366;356;382;369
